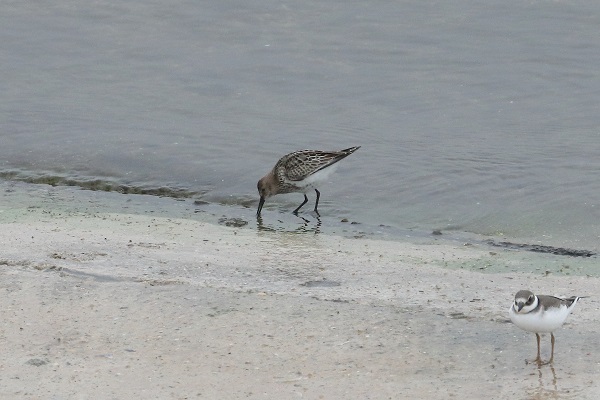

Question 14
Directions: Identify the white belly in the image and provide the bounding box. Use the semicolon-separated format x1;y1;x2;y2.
509;305;572;333
295;163;340;192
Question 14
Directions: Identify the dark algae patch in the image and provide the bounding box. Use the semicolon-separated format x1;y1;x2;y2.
301;280;341;287
486;240;595;257
218;217;248;227
0;171;201;199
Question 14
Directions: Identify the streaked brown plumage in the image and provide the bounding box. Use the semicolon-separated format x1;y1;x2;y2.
257;146;360;215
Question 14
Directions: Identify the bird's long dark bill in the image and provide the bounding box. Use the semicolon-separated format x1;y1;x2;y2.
257;197;265;216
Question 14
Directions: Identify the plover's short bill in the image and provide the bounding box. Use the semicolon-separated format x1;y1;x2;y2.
509;289;584;365
256;146;360;216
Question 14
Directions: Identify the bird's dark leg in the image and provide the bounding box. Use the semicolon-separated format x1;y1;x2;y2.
293;194;309;214
314;189;321;213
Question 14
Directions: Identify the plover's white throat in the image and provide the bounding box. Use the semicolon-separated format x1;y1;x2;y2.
509;289;584;365
256;146;360;216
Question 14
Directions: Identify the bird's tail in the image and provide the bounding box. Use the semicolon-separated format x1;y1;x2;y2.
341;146;361;154
566;296;586;308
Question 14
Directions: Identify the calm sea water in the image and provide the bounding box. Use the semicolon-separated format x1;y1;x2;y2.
2;1;599;250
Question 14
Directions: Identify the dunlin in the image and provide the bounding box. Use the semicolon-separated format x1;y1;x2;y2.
509;290;584;364
256;146;360;216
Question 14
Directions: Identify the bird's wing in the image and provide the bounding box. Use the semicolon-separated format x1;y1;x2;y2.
280;150;340;181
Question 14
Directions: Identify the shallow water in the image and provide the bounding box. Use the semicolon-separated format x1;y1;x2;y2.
2;0;599;250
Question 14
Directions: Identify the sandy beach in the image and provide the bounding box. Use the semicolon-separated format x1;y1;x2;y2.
1;183;599;399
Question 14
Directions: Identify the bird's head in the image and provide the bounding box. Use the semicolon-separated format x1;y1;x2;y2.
514;290;536;313
256;174;277;216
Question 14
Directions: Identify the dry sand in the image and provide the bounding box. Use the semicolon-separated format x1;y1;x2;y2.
1;184;599;399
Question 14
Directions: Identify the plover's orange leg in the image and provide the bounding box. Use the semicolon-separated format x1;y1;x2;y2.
527;333;543;365
544;333;556;365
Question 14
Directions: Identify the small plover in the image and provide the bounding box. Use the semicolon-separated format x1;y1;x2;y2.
256;146;360;216
509;289;583;364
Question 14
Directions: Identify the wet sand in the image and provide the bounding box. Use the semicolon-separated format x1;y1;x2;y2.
1;184;599;399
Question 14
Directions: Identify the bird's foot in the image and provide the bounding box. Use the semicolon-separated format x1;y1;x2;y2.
525;356;543;366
